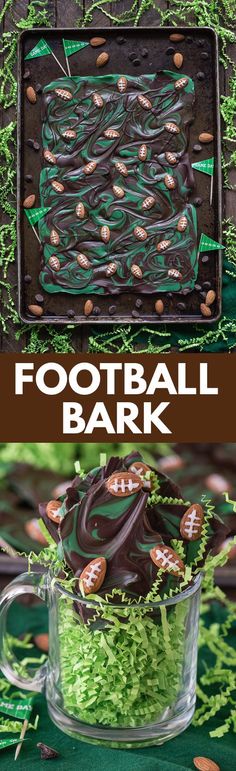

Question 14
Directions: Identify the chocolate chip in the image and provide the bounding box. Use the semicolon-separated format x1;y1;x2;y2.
201;254;209;263
202;281;211;289
141;48;148;57
35;83;43;93
197;39;205;47
132;309;140;318
25;174;33;182
200;291;207;300
177;302;186;311
135;298;143;308
67;309;75;318
26;138;34;147
116;36;126;45
193;144;202;153
200;51;209;60
197;71;205;81
186;36;193;44
167;292;173;298
33;141;40;151
166;47;175;55
133;58;141;66
193;196;203;207
195;284;202;291
182;288;191;295
109;305;116;315
35;293;44;304
24;274;32;283
23;69;30;80
128;52;136;61
93;306;101;316
37;743;60;760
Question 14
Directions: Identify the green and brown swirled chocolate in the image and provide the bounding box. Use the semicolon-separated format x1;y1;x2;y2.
39;71;197;295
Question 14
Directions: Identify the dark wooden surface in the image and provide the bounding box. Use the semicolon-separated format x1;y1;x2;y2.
0;0;235;352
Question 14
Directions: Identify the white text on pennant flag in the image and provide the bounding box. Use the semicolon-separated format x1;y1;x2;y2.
25;38;52;60
199;233;225;253
192;157;214;176
63;39;89;58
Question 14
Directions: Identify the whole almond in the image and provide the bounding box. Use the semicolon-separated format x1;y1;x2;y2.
169;33;185;42
193;758;220;771
200;303;212;317
96;52;109;67
46;500;62;523
23;194;36;209
206;290;216;306
24;518;48;545
34;633;49;652
173;52;183;69
26;86;37;104
90;37;107;47
84;299;93;316
155;299;164;316
28;304;43;317
198;132;214;143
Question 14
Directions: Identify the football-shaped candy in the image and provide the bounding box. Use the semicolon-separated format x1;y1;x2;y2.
164;174;176;190
62;129;76;140
134;226;147;241
79;557;107;595
48;255;60;271
43;149;56;164
50;229;60;246
165;152;177;165
142;196;156;211
117;77;127;93
76;253;91;269
104;128;120;139
112;185;125;199
180;504;204;541
129;461;152;490
175;77;189;91
138;144;148;161
157;239;171;253
106;472;143;497
131;264;143;279
106;262;117;276
168;268;183;280
164;122;180;134
83;161;97;175
51;180;64;193
76;202;86;219
150;545;185;575
115;161;128;176
137;94;152;110
55;88;72;100
177;215;188;232
92;93;104;108
46;500;62;524
100;225;110;243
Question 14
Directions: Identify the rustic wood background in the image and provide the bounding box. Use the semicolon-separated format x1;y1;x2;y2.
0;0;235;352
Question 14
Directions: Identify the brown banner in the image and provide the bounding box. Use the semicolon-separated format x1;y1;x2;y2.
0;353;234;442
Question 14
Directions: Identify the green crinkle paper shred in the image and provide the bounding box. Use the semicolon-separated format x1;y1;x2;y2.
0;0;236;350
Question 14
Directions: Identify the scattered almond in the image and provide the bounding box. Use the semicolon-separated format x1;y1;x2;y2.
28;304;43;317
198;132;214;143
200;303;212;317
34;634;49;652
155;299;164;316
24;518;48;546
173;52;183;69
96;52;109;67
84;299;93;316
193;758;220;771
169;33;185;42
205;290;216;306
26;86;37;104
90;37;107;47
23;194;36;208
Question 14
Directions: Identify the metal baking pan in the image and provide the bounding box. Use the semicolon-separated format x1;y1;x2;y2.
17;27;222;324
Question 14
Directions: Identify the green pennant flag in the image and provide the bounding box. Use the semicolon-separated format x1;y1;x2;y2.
199;233;225;252
25;207;51;227
192;157;214;176
0;697;33;721
0;738;27;751
25;38;52;60
63;39;89;58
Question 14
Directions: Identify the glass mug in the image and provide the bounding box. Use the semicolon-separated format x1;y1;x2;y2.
0;571;202;749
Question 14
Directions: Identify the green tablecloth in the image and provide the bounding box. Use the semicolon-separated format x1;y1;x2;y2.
1;602;236;771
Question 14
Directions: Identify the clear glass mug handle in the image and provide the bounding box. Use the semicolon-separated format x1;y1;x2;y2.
0;572;48;692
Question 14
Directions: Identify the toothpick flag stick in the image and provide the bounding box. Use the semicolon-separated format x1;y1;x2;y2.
25;38;67;77
24;207;51;244
192;157;215;205
197;232;225;261
14;719;29;761
62;40;89;76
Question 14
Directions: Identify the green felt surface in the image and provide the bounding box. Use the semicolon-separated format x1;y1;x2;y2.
0;601;235;770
